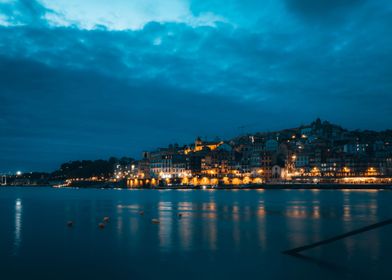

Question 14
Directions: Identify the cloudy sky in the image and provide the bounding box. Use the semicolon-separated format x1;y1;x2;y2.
0;0;391;172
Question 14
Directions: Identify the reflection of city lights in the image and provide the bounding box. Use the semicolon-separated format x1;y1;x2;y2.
13;198;22;256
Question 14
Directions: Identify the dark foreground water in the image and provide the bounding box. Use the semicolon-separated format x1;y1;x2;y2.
1;187;392;280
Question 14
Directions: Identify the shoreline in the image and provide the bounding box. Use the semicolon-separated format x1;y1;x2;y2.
151;183;392;190
1;183;392;190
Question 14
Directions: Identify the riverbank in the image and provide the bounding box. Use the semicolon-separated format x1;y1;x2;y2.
2;183;392;190
151;183;392;190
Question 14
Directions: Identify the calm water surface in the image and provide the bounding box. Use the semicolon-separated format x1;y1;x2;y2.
1;187;392;280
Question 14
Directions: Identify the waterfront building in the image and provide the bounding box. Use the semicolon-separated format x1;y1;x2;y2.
201;146;233;177
186;151;204;176
260;151;273;180
126;119;392;187
150;147;190;179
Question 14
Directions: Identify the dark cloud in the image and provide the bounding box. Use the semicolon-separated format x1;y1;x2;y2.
0;0;392;171
0;56;282;171
284;0;366;20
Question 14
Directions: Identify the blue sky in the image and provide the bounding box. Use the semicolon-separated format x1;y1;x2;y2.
0;0;392;172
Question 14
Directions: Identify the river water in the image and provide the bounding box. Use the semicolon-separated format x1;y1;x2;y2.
0;187;391;279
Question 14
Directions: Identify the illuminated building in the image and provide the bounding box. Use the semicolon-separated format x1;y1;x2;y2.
126;119;392;187
150;146;191;179
184;137;224;154
201;145;233;177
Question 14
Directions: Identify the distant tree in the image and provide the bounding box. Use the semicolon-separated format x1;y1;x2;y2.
51;157;134;179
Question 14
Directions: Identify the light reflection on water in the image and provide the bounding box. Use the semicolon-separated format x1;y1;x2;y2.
159;201;173;251
1;188;392;280
257;201;267;250
111;190;386;255
179;202;192;250
13;198;22;256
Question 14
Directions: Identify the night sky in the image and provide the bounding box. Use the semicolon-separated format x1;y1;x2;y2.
0;0;391;172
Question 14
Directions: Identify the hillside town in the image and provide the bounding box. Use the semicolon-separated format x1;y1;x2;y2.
2;119;392;188
120;119;392;187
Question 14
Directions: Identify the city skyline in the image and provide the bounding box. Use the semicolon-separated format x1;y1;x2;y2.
3;118;392;184
1;0;392;171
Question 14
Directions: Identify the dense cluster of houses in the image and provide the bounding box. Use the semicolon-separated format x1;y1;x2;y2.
117;119;392;187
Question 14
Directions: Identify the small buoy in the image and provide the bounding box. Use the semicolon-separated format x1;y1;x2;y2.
67;221;74;227
103;217;110;223
139;210;144;216
151;218;160;224
178;213;183;218
98;222;106;229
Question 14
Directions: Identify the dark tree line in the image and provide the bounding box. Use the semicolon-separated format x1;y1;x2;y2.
4;157;134;185
49;157;134;180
